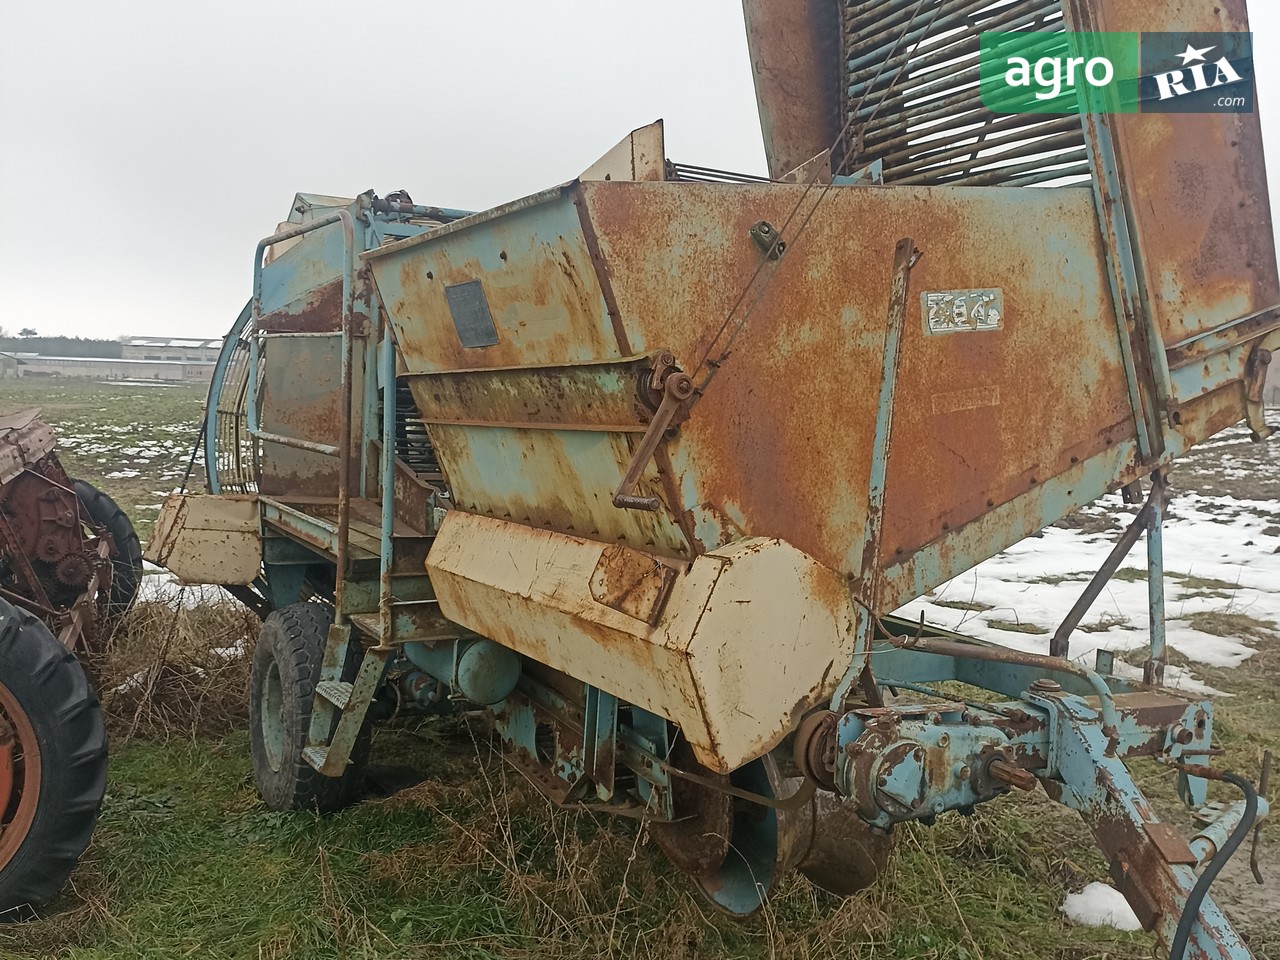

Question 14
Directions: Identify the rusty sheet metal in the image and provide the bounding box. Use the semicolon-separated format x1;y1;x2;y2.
257;277;344;334
740;0;844;180
404;359;652;433
426;421;689;558
580;180;1132;597
258;334;353;497
258;217;350;318
369;188;620;373
372;174;1266;611
143;494;261;585
1090;0;1279;350
427;510;865;773
0;409;55;485
588;544;685;625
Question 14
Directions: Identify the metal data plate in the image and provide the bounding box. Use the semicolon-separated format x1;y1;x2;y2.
444;279;500;348
922;289;1004;335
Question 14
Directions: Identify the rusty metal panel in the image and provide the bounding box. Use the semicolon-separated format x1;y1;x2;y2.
258;218;349;317
257;277;344;334
581;180;1131;589
424;420;689;558
580;120;666;183
740;0;844;180
406;360;652;433
144;494;261;585
427;511;866;772
1090;0;1279;348
258;335;350;497
367;188;623;373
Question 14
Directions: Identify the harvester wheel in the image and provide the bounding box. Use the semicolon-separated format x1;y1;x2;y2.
249;602;368;813
689;753;896;917
73;479;143;617
0;598;108;914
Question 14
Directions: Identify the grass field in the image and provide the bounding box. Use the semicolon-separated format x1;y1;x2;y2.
0;378;207;539
0;380;1276;960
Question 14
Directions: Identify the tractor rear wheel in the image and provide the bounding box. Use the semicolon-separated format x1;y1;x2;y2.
248;602;368;813
73;479;143;617
0;598;107;914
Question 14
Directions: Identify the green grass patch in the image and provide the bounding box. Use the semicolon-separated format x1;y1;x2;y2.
0;721;1158;960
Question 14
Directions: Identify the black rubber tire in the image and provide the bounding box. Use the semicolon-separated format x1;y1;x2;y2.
248;602;368;813
72;479;143;617
0;598;108;914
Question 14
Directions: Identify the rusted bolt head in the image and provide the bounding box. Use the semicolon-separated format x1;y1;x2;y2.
1029;678;1062;693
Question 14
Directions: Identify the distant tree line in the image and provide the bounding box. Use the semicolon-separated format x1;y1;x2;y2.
0;336;122;358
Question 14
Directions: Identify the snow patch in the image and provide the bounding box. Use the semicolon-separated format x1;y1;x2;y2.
893;489;1280;679
1061;882;1142;931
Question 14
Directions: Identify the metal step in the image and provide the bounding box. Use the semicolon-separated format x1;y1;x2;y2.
306;645;392;777
348;599;461;645
302;745;329;772
316;680;353;709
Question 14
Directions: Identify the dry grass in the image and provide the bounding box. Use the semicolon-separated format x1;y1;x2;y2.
90;596;257;742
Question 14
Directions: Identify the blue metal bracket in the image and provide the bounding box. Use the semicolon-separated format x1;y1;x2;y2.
832;237;919;710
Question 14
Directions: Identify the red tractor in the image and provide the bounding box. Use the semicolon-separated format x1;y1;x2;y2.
0;407;142;914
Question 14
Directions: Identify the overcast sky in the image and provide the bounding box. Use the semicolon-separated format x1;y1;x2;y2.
2;2;1278;341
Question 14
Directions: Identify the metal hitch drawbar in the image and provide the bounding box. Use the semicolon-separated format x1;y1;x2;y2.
794;662;1268;959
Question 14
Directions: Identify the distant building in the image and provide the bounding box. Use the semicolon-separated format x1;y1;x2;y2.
120;336;222;363
0;353;23;379
13;354;213;382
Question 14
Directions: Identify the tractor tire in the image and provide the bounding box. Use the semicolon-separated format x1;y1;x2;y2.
249;602;368;813
73;479;143;617
0;598;108;914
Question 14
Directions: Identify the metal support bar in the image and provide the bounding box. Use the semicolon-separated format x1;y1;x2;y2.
250;431;339;457
377;320;396;649
881;632;1123;735
1050;480;1164;658
831;238;919;709
1145;476;1167;686
1165;304;1280;368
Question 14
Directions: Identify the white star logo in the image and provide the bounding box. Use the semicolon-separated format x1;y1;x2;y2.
1178;43;1216;65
